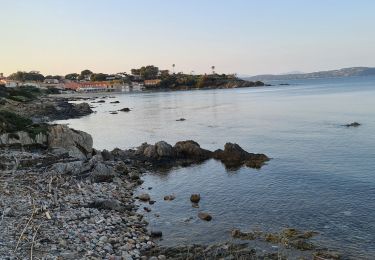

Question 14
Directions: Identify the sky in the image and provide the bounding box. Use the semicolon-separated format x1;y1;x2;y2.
1;0;375;76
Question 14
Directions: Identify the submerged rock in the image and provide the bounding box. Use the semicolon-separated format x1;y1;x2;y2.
343;122;361;127
313;251;341;260
264;228;318;251
198;212;212;221
231;229;257;240
163;195;176;201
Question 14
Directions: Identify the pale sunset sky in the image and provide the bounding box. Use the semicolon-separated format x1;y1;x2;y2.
1;0;375;76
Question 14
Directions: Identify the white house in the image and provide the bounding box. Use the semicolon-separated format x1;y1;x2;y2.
44;78;59;84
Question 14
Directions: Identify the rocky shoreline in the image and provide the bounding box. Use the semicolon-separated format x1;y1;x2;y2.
0;91;343;259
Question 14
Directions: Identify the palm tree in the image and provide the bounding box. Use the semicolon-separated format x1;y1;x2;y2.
211;66;215;74
172;64;175;74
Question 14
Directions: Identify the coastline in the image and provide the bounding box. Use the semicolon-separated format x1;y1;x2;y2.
0;91;342;259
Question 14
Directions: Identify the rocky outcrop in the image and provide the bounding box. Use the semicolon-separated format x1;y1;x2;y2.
117;140;269;169
0;131;47;148
213;143;269;169
174;140;212;160
0;124;93;160
47;124;93;159
1;97;93;122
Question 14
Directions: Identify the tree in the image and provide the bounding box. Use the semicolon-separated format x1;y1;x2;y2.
140;65;159;80
80;70;93;76
65;73;79;80
172;64;175;74
8;71;45;82
159;70;170;79
91;73;109;81
131;69;141;76
211;66;215;74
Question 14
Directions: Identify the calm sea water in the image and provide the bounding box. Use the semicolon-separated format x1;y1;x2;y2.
57;76;375;259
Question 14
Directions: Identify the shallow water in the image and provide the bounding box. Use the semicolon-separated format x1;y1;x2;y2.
57;76;375;259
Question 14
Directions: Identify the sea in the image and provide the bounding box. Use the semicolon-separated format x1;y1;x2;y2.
56;76;375;259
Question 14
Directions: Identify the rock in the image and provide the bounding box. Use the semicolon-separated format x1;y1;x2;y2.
0;131;47;148
198;212;212;221
143;207;151;212
143;145;157;158
138;193;151;202
313;251;341;260
265;228;318;251
110;101;120;104
174;140;212;160
191;203;199;208
48;124;93;159
110;111;118;114
155;141;174;157
150;231;163;238
3;207;15;217
119;107;131;112
231;229;256;240
86;199;132;212
71;102;93;117
115;161;129;174
344;122;361;127
163;195;176;201
91;162;114;183
101;149;114;161
50;160;85;175
128;171;140;180
213;142;269;169
158;255;167;260
190;194;200;203
176;118;186;121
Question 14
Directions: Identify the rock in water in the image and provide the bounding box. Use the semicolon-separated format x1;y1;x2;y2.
155;141;174;157
119;107;131;112
190;194;201;203
164;195;176;201
198;212;212;221
213;142;269;169
174;140;212;160
344;122;361;127
150;231;163;238
138;193;151;202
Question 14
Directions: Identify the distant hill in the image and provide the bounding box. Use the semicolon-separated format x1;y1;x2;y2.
244;67;375;81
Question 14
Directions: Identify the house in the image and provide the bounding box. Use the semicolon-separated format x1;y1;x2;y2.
44;78;59;84
144;79;161;87
64;81;122;93
1;79;19;88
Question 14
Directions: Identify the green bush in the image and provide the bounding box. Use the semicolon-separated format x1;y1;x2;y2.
0;110;48;137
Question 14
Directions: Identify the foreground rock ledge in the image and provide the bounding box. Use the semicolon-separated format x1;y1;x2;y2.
0;125;270;259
